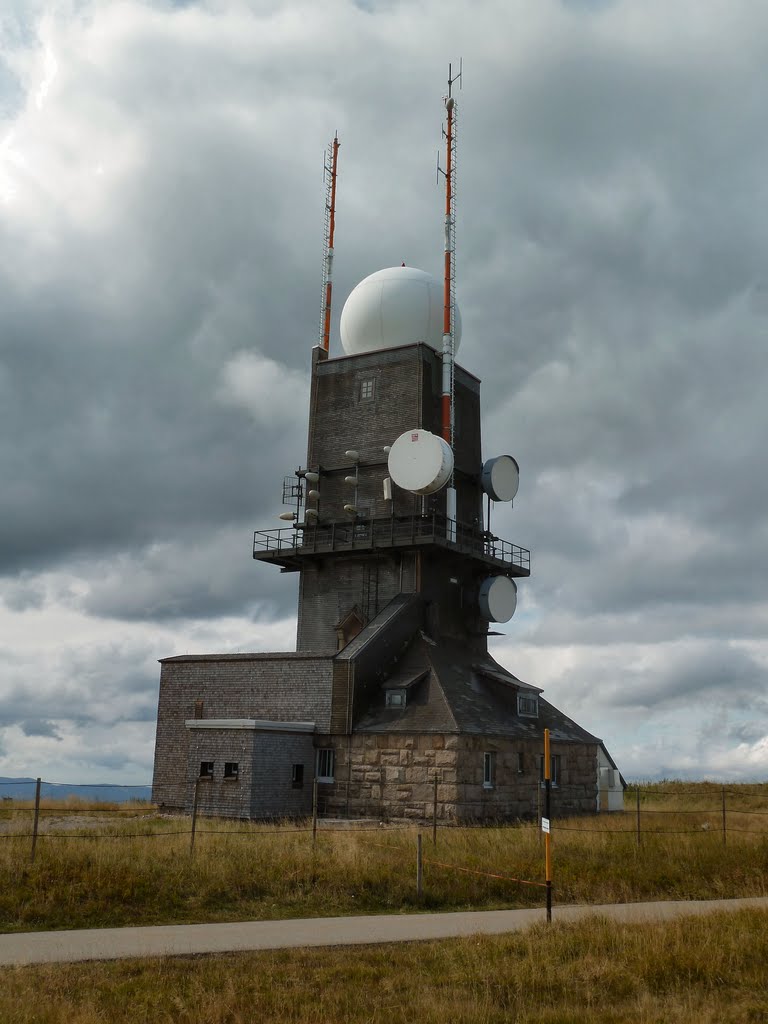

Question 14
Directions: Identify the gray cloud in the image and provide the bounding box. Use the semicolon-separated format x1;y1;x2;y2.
1;0;767;781
19;718;61;739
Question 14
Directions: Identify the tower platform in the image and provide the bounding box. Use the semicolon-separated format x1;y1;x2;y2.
253;512;531;576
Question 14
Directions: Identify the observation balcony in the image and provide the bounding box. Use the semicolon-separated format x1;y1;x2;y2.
253;512;531;576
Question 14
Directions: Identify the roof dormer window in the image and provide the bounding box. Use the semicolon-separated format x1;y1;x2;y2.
517;693;538;718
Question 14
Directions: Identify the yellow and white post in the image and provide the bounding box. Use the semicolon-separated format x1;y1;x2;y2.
543;728;552;922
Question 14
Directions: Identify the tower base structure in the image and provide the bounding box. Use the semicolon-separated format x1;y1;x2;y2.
152;339;624;820
152;599;623;821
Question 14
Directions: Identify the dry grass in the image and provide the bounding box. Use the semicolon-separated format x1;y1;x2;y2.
0;783;767;932
2;909;768;1023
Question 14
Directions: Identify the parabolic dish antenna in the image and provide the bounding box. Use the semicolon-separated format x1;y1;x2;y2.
478;576;517;623
340;266;462;356
387;428;454;495
481;455;520;503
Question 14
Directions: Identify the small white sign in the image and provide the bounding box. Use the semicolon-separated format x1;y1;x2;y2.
541;817;550;834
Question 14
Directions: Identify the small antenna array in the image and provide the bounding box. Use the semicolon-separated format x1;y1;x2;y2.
438;61;462;538
319;134;340;352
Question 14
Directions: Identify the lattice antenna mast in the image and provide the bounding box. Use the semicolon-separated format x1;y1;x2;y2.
439;61;461;539
319;134;340;352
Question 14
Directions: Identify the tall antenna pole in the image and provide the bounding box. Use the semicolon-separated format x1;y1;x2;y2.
440;61;461;541
320;134;340;352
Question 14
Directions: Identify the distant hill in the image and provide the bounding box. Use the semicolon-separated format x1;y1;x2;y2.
0;777;152;803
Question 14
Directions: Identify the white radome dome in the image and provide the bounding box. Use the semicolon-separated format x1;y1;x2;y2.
339;266;462;356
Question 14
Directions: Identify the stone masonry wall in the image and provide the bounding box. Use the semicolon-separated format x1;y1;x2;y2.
314;734;598;821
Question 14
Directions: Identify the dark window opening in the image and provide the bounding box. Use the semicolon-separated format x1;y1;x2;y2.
317;748;335;782
292;764;305;789
193;699;204;720
517;752;525;774
224;762;239;780
199;761;214;779
483;751;496;789
539;754;561;788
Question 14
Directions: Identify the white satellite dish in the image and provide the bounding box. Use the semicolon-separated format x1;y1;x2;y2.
478;576;517;622
481;455;520;503
387;429;454;495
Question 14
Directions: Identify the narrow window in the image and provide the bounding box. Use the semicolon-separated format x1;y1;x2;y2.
517;694;538;717
483;751;496;789
539;754;561;788
199;761;214;779
292;764;305;789
224;762;239;780
360;379;375;400
193;699;204;720
517;752;525;774
316;748;335;783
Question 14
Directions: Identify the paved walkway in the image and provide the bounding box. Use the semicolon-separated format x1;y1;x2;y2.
1;897;766;967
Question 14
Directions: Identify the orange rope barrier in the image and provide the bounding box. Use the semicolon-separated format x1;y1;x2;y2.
423;856;547;889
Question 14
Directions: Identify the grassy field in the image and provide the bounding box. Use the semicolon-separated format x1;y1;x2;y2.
2;909;768;1023
0;783;766;932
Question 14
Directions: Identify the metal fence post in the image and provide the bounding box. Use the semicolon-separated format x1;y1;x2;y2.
312;779;318;847
30;778;41;865
416;833;423;898
635;786;641;847
722;786;727;847
189;777;200;856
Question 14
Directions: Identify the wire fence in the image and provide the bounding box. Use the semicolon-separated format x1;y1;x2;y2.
2;776;767;921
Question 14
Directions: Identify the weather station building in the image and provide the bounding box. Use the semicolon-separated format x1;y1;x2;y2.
152;93;623;822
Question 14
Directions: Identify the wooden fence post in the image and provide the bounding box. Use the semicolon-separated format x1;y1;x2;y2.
189;777;200;856
30;778;41;865
635;786;641;847
432;775;438;846
416;833;423;898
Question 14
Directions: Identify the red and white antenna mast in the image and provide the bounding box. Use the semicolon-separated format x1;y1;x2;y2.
319;133;340;352
439;61;461;539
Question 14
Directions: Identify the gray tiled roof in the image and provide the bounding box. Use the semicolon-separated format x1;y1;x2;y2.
354;633;600;744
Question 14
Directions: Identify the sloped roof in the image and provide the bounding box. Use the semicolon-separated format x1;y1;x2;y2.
354;634;600;744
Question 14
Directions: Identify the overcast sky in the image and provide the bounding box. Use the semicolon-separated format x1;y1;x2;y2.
1;0;766;784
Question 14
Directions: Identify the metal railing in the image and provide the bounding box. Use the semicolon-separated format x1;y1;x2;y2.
253;513;530;574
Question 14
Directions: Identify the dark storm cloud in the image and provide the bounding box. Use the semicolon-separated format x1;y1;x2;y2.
19;718;61;738
1;0;767;780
